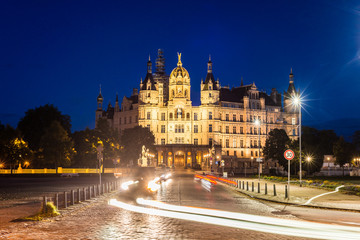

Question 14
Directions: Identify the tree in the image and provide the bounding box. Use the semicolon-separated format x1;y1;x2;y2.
18;104;71;151
120;126;155;167
333;136;356;176
352;130;360;153
301;127;338;174
39;121;74;171
4;137;32;173
263;129;290;171
72;128;98;168
93;118;120;168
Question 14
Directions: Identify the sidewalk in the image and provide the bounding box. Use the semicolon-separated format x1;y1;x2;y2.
225;177;360;211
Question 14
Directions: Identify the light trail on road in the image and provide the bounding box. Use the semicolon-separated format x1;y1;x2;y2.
109;198;360;240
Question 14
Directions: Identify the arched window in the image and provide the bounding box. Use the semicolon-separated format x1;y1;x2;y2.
148;93;150;97
170;113;173;119
186;113;190;119
209;86;212;90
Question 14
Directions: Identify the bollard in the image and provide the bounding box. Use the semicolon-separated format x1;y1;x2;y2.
55;193;59;210
71;190;74;205
258;182;260;193
43;196;47;209
83;188;87;201
89;186;92;199
94;185;97;196
246;181;249;191
265;183;268;195
273;184;277;196
252;182;254;192
285;185;288;199
242;181;245;190
78;188;81;203
98;184;101;195
64;191;67;208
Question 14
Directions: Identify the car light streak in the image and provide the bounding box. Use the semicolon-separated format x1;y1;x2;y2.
206;175;236;185
303;185;344;205
194;174;217;185
200;179;212;191
147;177;160;192
121;180;138;190
133;198;360;240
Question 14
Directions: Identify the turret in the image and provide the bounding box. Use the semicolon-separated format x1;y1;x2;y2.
284;69;299;113
97;85;103;110
200;55;220;105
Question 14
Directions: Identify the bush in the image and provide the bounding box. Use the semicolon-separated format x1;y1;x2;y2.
22;202;60;221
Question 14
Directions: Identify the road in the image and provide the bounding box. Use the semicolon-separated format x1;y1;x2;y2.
2;171;360;239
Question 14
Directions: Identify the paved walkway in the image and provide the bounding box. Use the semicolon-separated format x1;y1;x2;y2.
225;177;360;211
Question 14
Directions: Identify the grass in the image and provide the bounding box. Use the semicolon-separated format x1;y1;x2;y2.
20;202;60;221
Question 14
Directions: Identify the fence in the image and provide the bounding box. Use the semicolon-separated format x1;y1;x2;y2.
224;178;290;199
0;167;133;174
42;180;122;210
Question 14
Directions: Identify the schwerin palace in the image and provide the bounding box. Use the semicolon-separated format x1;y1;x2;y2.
96;49;299;174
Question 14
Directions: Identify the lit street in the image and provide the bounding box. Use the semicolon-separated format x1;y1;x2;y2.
3;171;360;239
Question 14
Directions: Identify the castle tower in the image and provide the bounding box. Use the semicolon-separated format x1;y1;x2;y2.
168;53;191;102
200;55;220;105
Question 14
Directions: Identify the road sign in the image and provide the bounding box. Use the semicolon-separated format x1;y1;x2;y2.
256;158;263;162
221;160;224;166
284;149;295;160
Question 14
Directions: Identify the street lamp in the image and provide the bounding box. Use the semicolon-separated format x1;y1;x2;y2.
291;94;302;186
327;157;330;176
306;156;312;176
254;119;261;181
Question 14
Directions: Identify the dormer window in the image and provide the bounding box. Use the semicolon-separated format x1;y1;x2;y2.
209;86;212;90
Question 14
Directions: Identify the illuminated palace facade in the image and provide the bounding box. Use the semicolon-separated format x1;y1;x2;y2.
96;50;299;172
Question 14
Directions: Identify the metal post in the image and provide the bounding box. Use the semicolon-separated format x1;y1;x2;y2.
78;188;81;203
55;193;58;210
258;123;261;181
246;181;249;191
273;184;276;196
265;183;267;195
257;182;260;193
299;104;302;186
83;187;86;201
43;196;47;210
288;159;290;199
89;186;92;199
64;191;67;208
252;182;254;192
71;190;74;205
285;185;288;199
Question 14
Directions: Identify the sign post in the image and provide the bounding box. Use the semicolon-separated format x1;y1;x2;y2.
284;149;295;199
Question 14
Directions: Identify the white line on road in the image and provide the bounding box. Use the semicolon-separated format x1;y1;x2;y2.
303;185;344;205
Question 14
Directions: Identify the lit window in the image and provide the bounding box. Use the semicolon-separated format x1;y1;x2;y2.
194;125;198;133
161;125;165;133
161;113;166;121
161;139;165;145
147;112;151;120
194;113;198;120
194;139;198;145
233;126;236;134
226;139;229;148
233;139;236;148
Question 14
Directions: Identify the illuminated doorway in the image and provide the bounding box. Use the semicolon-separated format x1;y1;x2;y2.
174;151;185;168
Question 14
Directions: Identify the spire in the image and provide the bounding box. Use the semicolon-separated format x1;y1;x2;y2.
207;54;212;73
97;84;103;102
116;92;118;102
241;77;244;86
147;56;152;73
155;49;165;74
289;68;294;83
177;52;182;67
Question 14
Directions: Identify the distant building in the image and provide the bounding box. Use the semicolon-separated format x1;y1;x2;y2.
96;50;299;172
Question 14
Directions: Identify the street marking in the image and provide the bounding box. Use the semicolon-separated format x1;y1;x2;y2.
303;185;344;205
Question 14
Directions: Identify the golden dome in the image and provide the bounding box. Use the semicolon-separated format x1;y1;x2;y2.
170;53;189;79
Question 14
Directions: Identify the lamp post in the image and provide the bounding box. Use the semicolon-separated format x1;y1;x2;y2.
292;95;302;186
327;157;330;176
255;119;261;181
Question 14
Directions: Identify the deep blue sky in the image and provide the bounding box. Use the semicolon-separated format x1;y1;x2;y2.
1;0;360;136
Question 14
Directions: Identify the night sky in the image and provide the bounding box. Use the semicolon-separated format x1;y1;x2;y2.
1;0;360;137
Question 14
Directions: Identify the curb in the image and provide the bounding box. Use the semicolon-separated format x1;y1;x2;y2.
224;183;360;213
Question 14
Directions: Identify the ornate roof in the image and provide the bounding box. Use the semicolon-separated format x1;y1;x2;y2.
170;53;189;80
